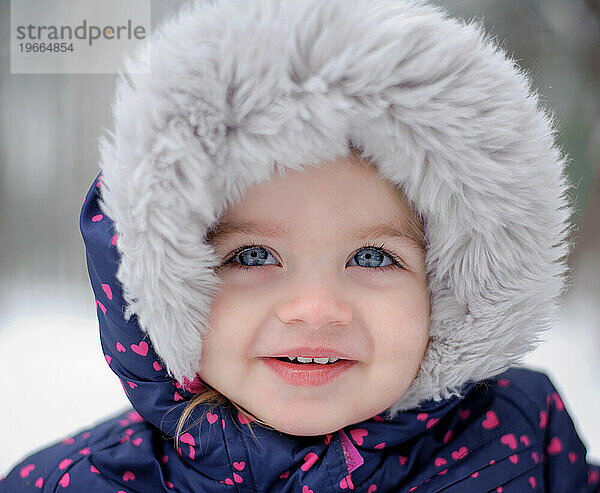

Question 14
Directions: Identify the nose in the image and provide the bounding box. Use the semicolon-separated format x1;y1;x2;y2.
276;284;353;330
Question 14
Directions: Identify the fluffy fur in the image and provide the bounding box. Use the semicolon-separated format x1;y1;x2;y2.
97;0;574;413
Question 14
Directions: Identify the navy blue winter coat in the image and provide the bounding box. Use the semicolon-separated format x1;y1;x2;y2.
4;0;600;490
1;174;599;492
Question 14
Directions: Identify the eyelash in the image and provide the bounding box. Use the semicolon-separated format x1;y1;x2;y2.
222;242;407;271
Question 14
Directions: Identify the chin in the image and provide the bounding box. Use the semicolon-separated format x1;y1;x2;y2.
274;421;340;437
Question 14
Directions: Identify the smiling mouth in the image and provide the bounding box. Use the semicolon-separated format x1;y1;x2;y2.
273;357;342;365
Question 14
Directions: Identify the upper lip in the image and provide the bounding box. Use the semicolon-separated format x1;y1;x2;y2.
268;347;356;361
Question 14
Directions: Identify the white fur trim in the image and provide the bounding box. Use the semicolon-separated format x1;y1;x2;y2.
97;0;574;413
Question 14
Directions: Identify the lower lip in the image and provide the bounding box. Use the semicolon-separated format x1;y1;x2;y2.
261;358;356;386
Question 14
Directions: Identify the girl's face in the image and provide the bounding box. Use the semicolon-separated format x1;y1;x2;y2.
200;156;430;436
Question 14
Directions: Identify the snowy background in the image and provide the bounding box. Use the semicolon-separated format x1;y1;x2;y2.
2;0;600;477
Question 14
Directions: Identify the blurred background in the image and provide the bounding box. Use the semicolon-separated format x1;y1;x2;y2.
1;0;599;475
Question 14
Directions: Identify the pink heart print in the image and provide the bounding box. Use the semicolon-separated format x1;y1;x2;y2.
152;361;162;371
451;447;468;461
482;410;499;429
539;410;548;429
116;342;126;352
122;471;135;481
301;452;318;472
368;485;378;493
349;428;368;445
91;214;103;222
546;437;563;455
302;486;313;493
58;459;73;470
35;477;43;488
339;474;354;489
434;457;447;467
90;466;100;474
233;473;243;483
59;473;70;487
509;454;519;464
206;412;218;424
500;433;517;450
101;283;113;300
459;409;470;420
96;300;107;315
416;413;428;422
19;464;35;478
131;341;148;356
443;430;453;444
233;461;245;471
180;433;195;446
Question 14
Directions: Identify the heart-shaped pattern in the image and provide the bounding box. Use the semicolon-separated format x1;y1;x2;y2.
123;471;135;481
508;454;518;464
90;466;100;474
368;485;377;493
434;457;447;467
349;428;368;446
59;473;70;487
482;410;499;429
546;437;563;455
206;412;218;424
131;341;148;356
152;361;162;371
233;461;245;471
528;476;537;488
115;342;126;352
19;464;35;478
539;410;548;429
58;459;73;470
451;447;468;461
101;283;113;300
443;430;453;444
500;433;517;450
459;409;470;420
233;472;243;483
416;413;428;422
35;477;43;488
279;470;289;479
180;433;195;446
96;300;107;315
301;452;319;472
568;451;578;464
339;475;353;489
519;435;530;447
302;486;313;493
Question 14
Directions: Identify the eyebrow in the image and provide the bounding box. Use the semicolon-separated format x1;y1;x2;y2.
206;220;424;250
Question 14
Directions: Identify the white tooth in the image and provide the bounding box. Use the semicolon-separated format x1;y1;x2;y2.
313;357;329;364
328;358;339;363
296;356;313;363
287;356;297;362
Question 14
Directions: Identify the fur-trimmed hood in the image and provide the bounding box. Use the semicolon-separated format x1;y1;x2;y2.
97;0;573;415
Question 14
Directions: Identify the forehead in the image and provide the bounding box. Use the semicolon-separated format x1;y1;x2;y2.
206;156;423;248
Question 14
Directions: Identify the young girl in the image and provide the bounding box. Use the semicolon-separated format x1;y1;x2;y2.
2;0;599;491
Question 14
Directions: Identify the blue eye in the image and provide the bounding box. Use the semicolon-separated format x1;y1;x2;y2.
229;246;278;268
348;246;394;268
222;243;406;271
